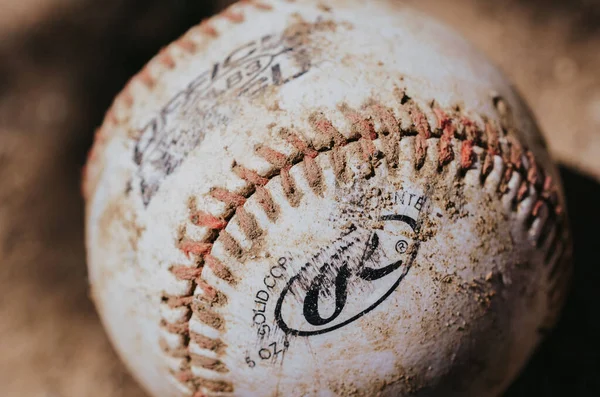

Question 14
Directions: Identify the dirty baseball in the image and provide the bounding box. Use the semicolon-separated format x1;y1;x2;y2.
84;0;571;396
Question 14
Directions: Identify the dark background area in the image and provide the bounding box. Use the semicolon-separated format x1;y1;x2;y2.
0;0;598;396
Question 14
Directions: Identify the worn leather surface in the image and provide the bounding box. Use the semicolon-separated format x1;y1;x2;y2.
0;0;597;396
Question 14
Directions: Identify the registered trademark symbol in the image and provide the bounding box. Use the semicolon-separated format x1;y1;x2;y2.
395;239;408;254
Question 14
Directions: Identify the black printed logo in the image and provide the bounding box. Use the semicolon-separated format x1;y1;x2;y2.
133;24;322;205
274;215;418;336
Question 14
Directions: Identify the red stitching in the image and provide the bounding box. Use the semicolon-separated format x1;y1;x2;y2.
460;141;475;170
191;354;229;372
195;279;218;301
255;186;278;219
191;332;226;353
177;370;194;383
121;89;134;108
159;338;187;357
210;188;247;207
235;207;262;239
280;166;297;198
286;133;319;158
215;231;243;259
345;111;377;140
170;265;203;281
254;2;273;10
461;116;481;142
526;151;543;187
329;147;348;180
234;164;269;186
435;109;455;167
438;132;454;167
175;37;197;53
161;320;188;334
411;106;432;138
241;0;274;10
517;180;530;202
163;295;194;308
192;302;225;330
158;48;176;69
542;175;560;208
500;168;514;193
359;139;378;161
532;200;545;217
204;255;232;281
310;114;347;146
543;175;554;193
179;241;212;257
433;107;449;131
369;104;400;135
105;108;118;125
482;151;495;178
555;204;564;216
485;121;500;156
177;370;235;393
190;211;228;230
414;133;428;168
138;66;156;88
508;135;524;170
174;373;233;393
411;107;432;168
198;21;218;37
303;155;323;191
256;146;289;168
222;9;245;23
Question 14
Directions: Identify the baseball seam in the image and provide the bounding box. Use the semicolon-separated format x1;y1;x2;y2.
81;1;571;395
161;99;569;395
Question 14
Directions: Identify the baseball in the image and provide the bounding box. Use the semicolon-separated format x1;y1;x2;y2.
84;1;571;396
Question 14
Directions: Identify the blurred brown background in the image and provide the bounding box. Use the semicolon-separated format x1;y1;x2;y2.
0;0;598;396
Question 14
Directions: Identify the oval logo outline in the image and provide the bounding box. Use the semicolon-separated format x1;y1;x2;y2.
274;214;418;336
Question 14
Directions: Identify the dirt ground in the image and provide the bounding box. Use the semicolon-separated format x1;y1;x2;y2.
0;0;598;396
